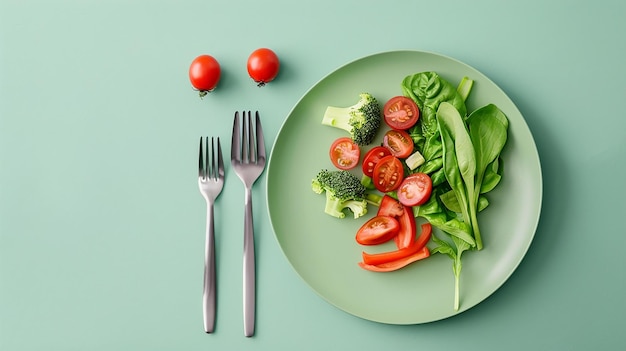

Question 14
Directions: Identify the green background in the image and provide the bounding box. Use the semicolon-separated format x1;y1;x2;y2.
1;0;624;350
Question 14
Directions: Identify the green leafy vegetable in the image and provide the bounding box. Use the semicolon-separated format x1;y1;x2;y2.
429;101;509;310
437;101;477;246
401;73;509;311
401;72;468;181
466;104;509;249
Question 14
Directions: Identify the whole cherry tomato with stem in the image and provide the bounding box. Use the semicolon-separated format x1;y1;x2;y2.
247;48;280;86
189;55;221;97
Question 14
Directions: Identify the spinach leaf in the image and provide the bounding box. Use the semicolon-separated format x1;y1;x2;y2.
480;157;503;194
467;104;509;194
466;103;509;248
402;72;467;139
402;72;468;180
440;189;489;213
437;101;476;242
416;179;475;247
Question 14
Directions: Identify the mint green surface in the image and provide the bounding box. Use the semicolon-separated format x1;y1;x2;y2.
1;1;624;350
267;50;542;324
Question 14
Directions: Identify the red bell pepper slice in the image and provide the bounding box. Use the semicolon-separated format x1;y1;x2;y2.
358;247;430;272
361;223;432;266
394;205;416;249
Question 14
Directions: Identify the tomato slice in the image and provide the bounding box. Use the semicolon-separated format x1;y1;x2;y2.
362;223;432;266
329;137;360;170
376;195;404;218
382;129;414;158
361;146;392;178
397;173;433;207
358;247;430;272
383;96;420;130
372;155;404;192
355;215;400;246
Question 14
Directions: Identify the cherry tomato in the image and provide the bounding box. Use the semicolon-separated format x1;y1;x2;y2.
372;155;404;193
376;195;405;218
329;137;360;170
397;173;433;207
355;215;400;246
383;96;420;130
361;146;392;178
383;129;414;158
247;48;280;86
189;55;221;97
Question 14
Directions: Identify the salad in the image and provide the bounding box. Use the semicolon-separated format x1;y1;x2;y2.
312;71;509;311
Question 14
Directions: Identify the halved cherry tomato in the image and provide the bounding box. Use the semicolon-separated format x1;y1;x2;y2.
397;173;433;207
372;155;404;192
383;96;420;130
355;215;400;246
376;195;404;218
361;146;392;178
362;223;432;266
358;247;430;272
394;205;416;249
382;129;414;158
329;137;360;170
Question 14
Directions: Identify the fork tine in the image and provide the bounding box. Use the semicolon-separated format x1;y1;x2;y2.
216;137;224;179
247;111;256;163
255;111;265;161
198;136;205;179
209;137;216;180
204;137;213;179
242;111;250;163
231;111;241;162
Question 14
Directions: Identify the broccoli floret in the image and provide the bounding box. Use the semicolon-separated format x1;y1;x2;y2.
321;93;382;146
311;169;368;219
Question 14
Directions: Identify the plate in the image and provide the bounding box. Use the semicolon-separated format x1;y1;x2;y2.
266;50;542;324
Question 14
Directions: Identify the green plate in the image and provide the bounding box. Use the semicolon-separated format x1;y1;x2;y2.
266;50;542;324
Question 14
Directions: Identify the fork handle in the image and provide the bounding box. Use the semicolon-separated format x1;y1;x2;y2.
243;188;256;337
203;203;216;333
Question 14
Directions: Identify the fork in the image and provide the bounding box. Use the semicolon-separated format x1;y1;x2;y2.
198;136;225;334
231;111;266;337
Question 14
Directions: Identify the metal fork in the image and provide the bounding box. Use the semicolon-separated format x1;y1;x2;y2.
198;136;225;334
231;111;266;337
